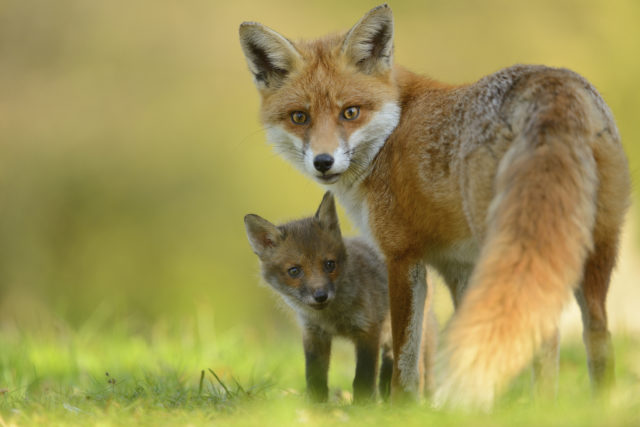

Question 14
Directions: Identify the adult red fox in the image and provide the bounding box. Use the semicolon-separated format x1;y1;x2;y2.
239;4;630;408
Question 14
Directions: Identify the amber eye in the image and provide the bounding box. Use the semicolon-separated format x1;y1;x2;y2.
323;260;336;273
288;266;302;278
290;111;308;125
342;106;360;120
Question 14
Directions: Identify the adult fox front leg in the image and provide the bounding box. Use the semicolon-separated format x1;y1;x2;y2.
239;4;630;408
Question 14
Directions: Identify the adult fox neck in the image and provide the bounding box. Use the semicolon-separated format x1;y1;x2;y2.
394;65;459;102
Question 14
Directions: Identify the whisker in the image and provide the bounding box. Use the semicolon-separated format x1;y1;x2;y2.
231;126;272;152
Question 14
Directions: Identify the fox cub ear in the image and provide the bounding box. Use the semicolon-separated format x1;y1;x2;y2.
342;4;394;75
244;214;282;257
239;22;302;89
315;192;341;235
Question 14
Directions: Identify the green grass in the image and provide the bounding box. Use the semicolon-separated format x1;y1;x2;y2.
1;318;639;426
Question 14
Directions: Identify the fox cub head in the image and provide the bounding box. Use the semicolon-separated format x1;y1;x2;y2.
239;4;400;187
244;192;347;310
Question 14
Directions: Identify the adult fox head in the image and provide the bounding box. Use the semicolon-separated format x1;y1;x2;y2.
244;192;347;310
239;4;400;187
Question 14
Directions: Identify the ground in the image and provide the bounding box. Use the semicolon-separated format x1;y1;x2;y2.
1;316;639;426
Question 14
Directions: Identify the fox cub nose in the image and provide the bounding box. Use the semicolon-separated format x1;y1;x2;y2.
313;289;329;303
313;154;334;173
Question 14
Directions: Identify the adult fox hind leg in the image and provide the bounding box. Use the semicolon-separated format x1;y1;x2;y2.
575;242;616;391
421;304;439;398
531;328;560;399
574;127;630;392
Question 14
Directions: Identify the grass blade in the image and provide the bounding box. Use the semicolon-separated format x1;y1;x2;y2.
209;369;231;397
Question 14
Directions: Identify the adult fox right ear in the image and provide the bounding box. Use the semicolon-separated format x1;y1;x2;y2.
315;192;341;235
244;214;283;257
239;22;302;89
342;4;394;75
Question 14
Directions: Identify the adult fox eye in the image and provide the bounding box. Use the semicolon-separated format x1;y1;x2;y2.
342;106;360;120
323;260;336;273
290;111;308;125
288;266;302;278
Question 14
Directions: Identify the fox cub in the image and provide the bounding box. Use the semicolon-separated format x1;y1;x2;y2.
244;192;435;403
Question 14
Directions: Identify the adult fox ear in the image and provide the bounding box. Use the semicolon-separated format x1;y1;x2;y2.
244;214;283;257
342;4;394;75
239;22;302;89
315;192;341;235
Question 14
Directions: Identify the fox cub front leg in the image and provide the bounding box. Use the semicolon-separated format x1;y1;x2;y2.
303;325;332;402
378;343;394;400
353;329;382;403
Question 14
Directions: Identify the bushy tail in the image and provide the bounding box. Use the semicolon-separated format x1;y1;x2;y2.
435;125;599;409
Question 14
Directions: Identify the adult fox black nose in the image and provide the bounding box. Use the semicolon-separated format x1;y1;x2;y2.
313;289;328;303
313;154;334;173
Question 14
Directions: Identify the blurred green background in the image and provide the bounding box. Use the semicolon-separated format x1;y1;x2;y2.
1;0;638;335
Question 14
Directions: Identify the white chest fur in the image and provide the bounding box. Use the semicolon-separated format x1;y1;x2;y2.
327;182;381;251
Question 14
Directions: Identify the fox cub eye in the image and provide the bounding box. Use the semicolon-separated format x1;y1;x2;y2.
290;111;308;125
288;266;302;278
323;260;336;273
342;106;360;120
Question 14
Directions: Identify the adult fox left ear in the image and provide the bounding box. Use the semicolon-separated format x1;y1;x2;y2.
315;191;341;234
342;4;394;75
239;22;302;89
